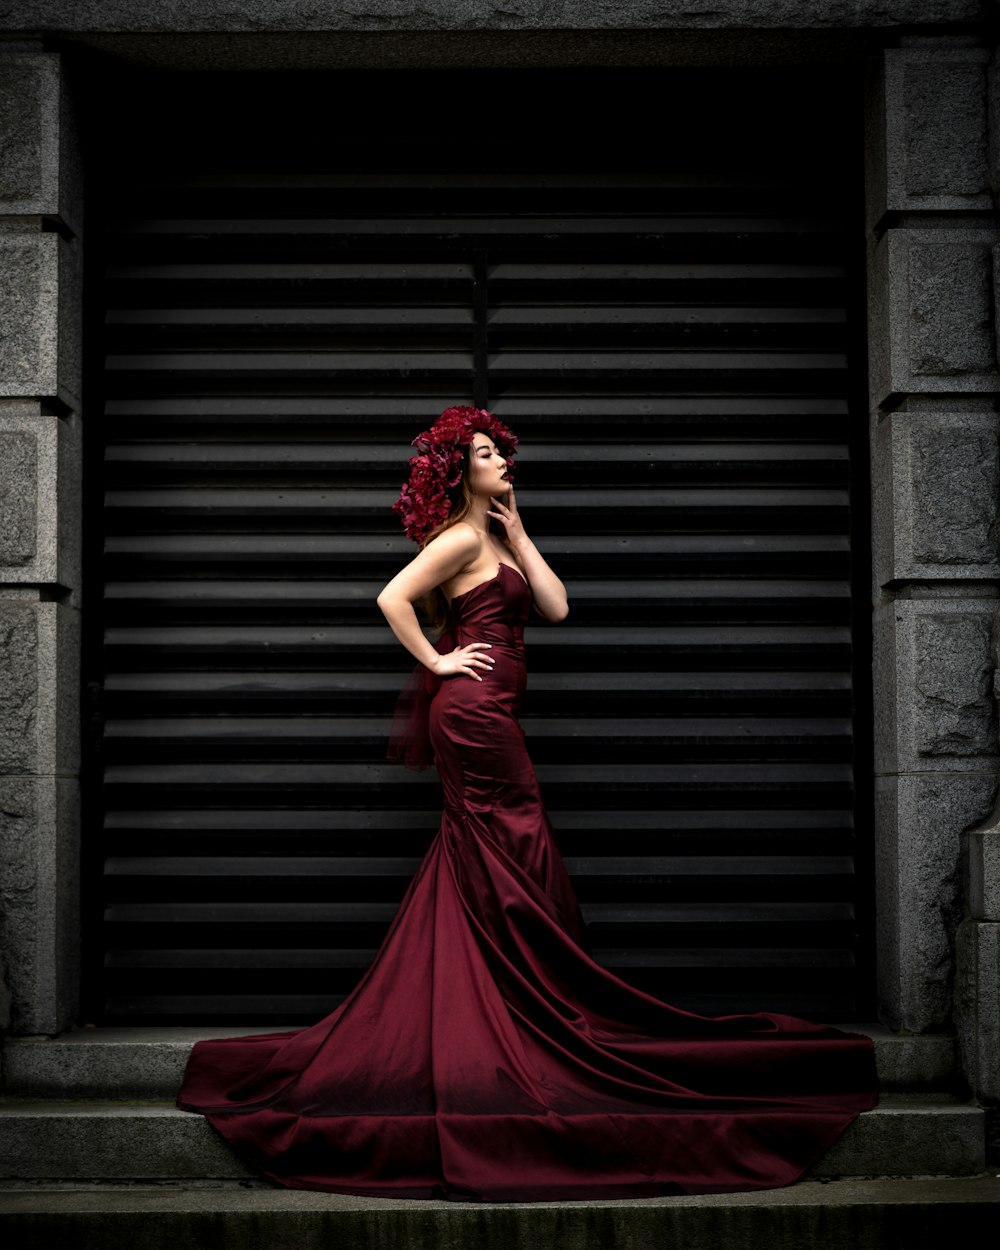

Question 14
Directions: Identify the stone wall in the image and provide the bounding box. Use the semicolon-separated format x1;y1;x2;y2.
865;36;1000;1133
0;48;83;1035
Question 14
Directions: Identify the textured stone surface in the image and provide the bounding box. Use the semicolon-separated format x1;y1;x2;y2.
0;409;81;588
956;919;1000;1101
2;1179;1000;1250
871;411;1000;586
0;431;36;568
873;600;999;773
871;46;992;226
968;825;1000;921
910;237;997;377
989;45;1000;195
0;598;79;778
0;1096;982;1181
0;601;37;774
868;230;1000;407
911;420;999;565
914;614;997;757
0;775;80;1036
0;231;81;407
0;53;76;228
1;1024;955;1098
0;233;54;395
0;1;985;33
875;772;997;1033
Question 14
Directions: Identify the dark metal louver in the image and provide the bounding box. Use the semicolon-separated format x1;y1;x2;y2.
90;68;870;1024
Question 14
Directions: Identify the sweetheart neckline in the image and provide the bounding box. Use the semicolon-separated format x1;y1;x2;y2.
447;561;529;605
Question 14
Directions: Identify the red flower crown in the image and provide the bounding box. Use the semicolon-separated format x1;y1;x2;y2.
391;406;518;545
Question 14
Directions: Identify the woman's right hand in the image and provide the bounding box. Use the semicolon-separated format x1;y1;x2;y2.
431;642;494;682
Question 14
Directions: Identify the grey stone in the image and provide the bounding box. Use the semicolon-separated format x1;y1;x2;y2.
859;1024;957;1092
0;1095;982;1181
968;825;1000;921
2;1179;1000;1250
0;430;35;567
873;599;1000;774
871;411;1000;588
0;1;985;35
910;237;997;377
804;1096;984;1179
914;614;997;757
0;231;80;409
956;919;1000;1101
875;772;997;1033
0;775;80;1036
0;598;79;778
1;1026;293;1097
911;421;999;565
3;1024;954;1098
867;229;1000;408
0;60;44;204
874;46;992;224
0;53;78;233
0;407;81;588
0;601;36;774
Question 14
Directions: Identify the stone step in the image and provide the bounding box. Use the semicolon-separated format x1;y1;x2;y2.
1;1177;999;1250
0;1023;960;1099
0;1096;985;1183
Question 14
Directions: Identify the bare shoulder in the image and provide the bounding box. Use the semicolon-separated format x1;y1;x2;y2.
425;522;481;563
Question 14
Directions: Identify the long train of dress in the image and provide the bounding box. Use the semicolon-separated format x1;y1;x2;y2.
176;561;879;1200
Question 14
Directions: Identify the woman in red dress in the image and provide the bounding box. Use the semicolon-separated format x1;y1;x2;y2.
176;405;879;1200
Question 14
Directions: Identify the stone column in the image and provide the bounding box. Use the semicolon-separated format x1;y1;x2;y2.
866;36;1000;1053
0;47;83;1035
955;40;1000;1156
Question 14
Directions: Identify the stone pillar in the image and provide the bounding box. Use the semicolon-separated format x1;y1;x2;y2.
955;42;1000;1157
0;47;83;1035
865;34;1000;1044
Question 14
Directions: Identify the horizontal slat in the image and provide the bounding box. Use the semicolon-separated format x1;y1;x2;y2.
104;946;854;970
105;855;853;880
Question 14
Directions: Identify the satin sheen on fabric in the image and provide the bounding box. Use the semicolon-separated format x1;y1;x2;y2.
176;563;879;1200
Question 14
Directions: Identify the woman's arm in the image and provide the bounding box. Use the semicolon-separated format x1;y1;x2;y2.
488;486;569;623
376;524;495;681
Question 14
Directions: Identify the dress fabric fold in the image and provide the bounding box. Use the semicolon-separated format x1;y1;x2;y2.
176;562;879;1200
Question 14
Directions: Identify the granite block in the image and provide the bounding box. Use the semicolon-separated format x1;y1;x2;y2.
0;774;80;1036
0;406;79;588
0;232;80;408
956;919;1000;1101
868;229;1000;408
867;44;991;229
875;772;997;1033
873;599;999;774
0;53;80;233
872;410;1000;587
0;597;80;777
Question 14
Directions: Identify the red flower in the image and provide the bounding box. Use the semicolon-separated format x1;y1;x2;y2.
391;406;518;545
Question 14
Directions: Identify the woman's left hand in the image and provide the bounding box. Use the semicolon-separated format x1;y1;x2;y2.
487;485;528;550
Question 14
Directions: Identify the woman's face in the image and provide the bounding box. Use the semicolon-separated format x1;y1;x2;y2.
467;434;510;499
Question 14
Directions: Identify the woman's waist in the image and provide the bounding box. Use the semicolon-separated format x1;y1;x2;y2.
450;627;525;653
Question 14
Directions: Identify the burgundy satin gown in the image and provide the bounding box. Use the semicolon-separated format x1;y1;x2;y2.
176;561;879;1200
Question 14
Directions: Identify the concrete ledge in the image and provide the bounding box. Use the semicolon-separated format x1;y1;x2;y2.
1;1178;999;1250
0;1097;984;1182
1;1024;959;1098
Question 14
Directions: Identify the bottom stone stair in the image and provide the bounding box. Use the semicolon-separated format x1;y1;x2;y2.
1;1178;999;1250
1;1025;997;1248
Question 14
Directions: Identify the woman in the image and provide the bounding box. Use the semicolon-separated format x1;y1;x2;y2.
176;405;878;1201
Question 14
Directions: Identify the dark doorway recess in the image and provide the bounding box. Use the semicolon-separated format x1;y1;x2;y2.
82;66;873;1025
